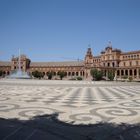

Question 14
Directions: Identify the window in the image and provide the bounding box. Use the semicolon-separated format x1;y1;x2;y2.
123;62;125;66
117;70;120;76
112;62;115;67
130;62;132;66
136;61;138;65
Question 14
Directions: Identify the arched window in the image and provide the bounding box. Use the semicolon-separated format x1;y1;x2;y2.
125;70;128;75
134;69;137;76
112;62;115;67
117;70;120;76
121;70;124;75
67;72;70;76
83;71;85;76
72;72;75;76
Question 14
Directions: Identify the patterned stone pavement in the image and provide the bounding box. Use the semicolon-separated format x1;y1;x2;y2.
0;79;140;125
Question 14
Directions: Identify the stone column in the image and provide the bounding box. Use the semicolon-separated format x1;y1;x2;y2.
106;70;108;79
114;70;117;80
78;71;80;77
132;69;134;79
128;69;130;78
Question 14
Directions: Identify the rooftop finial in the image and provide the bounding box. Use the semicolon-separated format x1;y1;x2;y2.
88;44;91;48
108;41;112;47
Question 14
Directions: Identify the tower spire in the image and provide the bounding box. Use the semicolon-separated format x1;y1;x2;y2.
108;41;112;48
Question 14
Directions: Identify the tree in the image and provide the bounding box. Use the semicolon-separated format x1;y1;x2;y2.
57;71;67;80
90;69;103;81
108;71;115;81
0;70;3;77
47;71;54;80
32;71;44;79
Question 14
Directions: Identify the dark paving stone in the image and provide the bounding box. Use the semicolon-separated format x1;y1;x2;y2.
0;114;140;140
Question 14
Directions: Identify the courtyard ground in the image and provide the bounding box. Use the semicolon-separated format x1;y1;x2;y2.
0;79;140;140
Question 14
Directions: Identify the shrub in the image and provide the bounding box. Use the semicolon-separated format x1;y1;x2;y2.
57;71;67;80
69;78;76;80
129;77;133;82
47;71;54;80
108;71;115;81
77;77;83;80
32;71;44;79
90;69;103;81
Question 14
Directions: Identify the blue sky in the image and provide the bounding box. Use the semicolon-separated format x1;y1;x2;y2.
0;0;140;62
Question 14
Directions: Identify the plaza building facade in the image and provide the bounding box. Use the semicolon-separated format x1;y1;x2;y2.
0;43;140;80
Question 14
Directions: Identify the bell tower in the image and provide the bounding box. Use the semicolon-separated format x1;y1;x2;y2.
85;47;93;64
84;46;93;79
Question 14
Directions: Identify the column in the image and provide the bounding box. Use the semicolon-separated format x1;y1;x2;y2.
114;70;117;80
132;69;134;79
78;71;80;77
128;69;130;78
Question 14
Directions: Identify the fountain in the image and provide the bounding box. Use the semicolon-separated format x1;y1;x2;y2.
8;49;31;79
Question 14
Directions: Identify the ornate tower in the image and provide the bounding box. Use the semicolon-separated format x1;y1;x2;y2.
85;47;93;64
11;54;30;72
84;47;93;79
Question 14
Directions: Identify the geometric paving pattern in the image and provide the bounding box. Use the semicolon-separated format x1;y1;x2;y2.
0;79;140;124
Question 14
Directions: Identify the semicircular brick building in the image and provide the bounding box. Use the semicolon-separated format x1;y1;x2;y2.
0;42;140;80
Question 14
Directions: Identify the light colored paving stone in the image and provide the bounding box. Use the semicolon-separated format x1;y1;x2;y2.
0;79;140;125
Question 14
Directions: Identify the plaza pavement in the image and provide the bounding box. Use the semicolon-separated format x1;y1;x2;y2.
0;79;140;140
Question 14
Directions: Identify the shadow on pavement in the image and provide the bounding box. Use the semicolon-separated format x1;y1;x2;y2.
0;113;140;140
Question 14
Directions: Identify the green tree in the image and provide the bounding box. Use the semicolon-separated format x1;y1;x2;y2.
32;71;44;79
0;70;3;77
90;69;103;81
57;71;67;80
47;71;54;80
108;71;115;81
